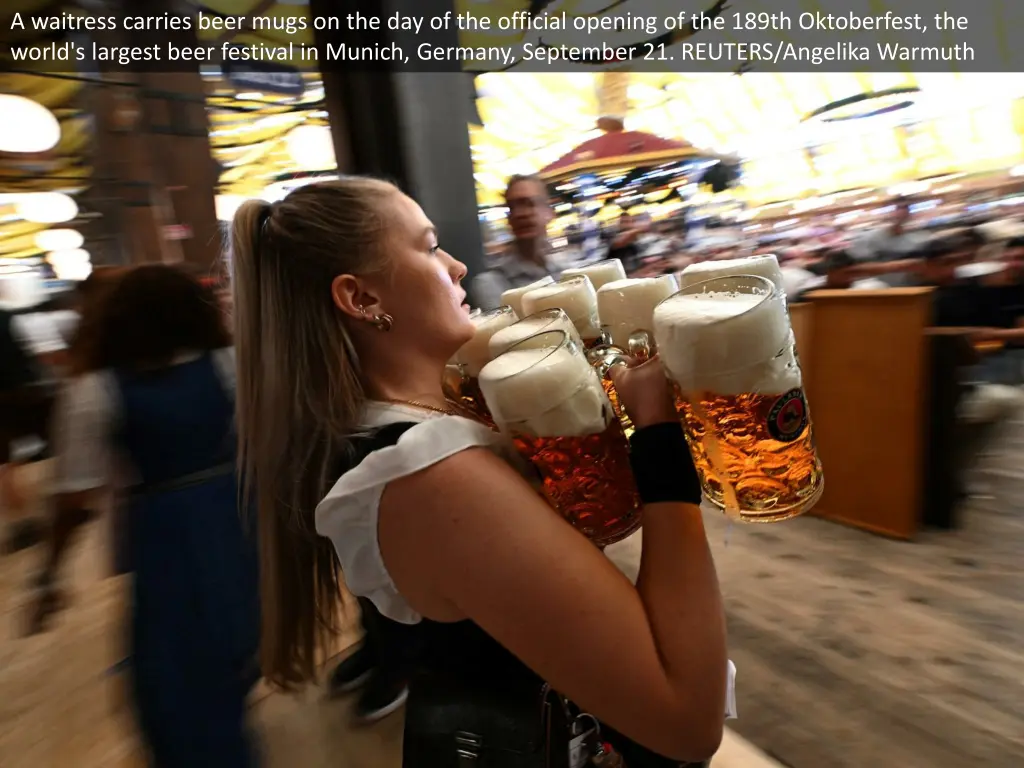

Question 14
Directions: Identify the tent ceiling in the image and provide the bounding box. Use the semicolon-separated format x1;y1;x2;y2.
471;72;1024;206
5;0;1024;259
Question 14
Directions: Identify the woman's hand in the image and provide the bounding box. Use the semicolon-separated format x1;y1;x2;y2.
609;354;678;430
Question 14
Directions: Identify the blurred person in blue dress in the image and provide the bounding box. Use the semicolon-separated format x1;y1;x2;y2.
30;264;261;767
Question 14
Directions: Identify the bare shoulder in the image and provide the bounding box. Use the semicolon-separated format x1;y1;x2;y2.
376;443;637;646
376;445;547;620
377;445;559;577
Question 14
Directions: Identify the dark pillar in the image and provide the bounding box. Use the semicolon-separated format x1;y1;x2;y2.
312;0;486;301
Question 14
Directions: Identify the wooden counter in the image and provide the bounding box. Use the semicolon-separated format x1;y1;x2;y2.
794;289;934;539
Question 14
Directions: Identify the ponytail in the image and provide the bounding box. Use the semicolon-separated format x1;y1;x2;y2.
230;179;398;688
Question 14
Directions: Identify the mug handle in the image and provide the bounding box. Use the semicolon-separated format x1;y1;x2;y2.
627;330;653;363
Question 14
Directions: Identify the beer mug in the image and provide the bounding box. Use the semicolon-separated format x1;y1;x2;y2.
678;255;785;295
593;275;678;436
560;258;627;291
652;274;824;522
501;276;555;319
597;275;679;360
500;301;631;436
488;308;583;359
478;329;642;546
521;275;602;346
447;306;519;422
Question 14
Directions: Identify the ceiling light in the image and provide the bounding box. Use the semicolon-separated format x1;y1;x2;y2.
0;95;61;154
16;192;78;223
52;260;93;281
47;248;90;267
35;228;84;251
285;124;337;171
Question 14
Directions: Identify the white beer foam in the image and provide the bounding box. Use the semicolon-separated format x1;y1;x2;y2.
454;308;519;377
597;276;678;349
561;258;627;291
521;277;601;340
679;255;786;294
653;291;800;395
479;345;610;437
488;310;583;358
501;276;555;319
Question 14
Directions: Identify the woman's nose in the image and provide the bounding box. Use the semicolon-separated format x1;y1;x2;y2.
446;251;468;283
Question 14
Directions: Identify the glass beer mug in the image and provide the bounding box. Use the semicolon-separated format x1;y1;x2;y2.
501;276;555;319
596;275;679;360
520;276;603;347
488;308;583;359
445;305;518;423
588;275;677;436
478;329;642;547
652;274;824;522
677;254;785;295
560;258;627;291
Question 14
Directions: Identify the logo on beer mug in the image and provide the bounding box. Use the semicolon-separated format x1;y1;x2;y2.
767;388;808;443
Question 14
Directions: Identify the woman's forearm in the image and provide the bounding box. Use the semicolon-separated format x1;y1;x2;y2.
636;503;727;749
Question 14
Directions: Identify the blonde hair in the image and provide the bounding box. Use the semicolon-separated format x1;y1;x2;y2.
231;177;399;688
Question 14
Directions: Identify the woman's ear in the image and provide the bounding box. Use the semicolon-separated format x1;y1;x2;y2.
331;274;383;320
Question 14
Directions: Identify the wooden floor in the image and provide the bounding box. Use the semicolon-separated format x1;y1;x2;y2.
698;409;1024;768
2;405;1023;767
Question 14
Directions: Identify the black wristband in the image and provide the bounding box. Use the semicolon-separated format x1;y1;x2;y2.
628;421;702;505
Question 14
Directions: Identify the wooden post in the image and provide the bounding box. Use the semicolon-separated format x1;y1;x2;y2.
89;0;219;269
142;71;222;272
90;79;180;265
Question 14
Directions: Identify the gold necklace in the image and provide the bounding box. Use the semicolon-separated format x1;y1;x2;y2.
383;398;458;416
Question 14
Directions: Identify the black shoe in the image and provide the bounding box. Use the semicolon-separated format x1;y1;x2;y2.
353;672;408;725
328;645;375;697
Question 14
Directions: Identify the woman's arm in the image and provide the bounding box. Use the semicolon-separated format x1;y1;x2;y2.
379;447;726;762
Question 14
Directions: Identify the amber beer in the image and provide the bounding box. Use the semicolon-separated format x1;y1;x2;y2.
447;306;518;423
520;276;603;347
478;330;641;546
652;274;823;522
